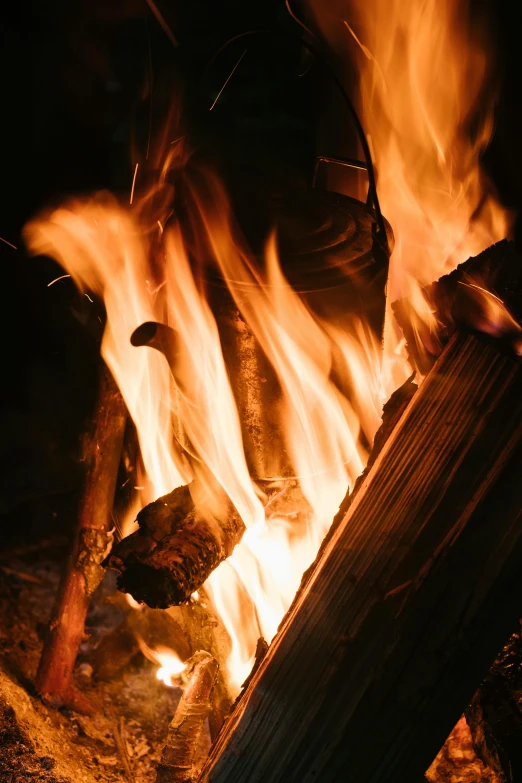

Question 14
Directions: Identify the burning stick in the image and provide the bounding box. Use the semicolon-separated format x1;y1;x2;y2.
156;651;218;783
105;485;245;607
197;248;522;783
35;363;126;712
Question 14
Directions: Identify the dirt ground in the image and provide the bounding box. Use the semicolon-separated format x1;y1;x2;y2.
0;536;211;783
0;533;500;783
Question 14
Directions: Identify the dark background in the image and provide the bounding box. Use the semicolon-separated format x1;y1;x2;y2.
0;0;520;545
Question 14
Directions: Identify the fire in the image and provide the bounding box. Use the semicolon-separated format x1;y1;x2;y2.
310;0;511;390
25;164;384;693
25;179;381;693
24;0;510;696
137;637;187;687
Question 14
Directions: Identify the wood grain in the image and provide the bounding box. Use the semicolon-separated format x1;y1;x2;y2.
198;331;522;783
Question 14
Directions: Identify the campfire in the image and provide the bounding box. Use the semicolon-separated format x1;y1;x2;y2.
1;0;521;781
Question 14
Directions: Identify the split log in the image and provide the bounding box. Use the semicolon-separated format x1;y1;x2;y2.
105;485;245;607
35;363;126;713
197;328;522;783
156;651;218;783
393;239;522;374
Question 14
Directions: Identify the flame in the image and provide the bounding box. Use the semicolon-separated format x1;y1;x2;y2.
24;176;382;693
137;637;187;687
24;0;511;696
310;0;511;389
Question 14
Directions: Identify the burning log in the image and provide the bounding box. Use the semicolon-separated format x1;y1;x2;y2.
105;485;245;608
156;651;218;783
35;363;126;713
197;325;522;780
393;239;522;373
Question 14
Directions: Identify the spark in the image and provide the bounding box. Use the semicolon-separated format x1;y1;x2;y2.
458;281;504;304
130;163;139;205
209;50;247;111
134;486;145;490
157;220;164;234
85;293;94;303
145;0;178;48
0;236;17;250
47;274;71;287
343;21;387;95
111;511;123;542
285;0;315;40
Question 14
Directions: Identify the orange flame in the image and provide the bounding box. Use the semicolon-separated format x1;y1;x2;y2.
137;637;187;687
24;177;382;693
310;0;511;388
24;0;510;695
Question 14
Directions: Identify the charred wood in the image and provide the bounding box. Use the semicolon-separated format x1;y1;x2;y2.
466;624;522;783
136;593;234;738
105;485;245;608
87;586;233;735
393;239;522;373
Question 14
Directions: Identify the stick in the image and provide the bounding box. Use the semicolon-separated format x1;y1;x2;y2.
126;595;233;737
35;362;127;713
109;704;135;783
165;594;233;740
197;329;522;783
156;651;218;783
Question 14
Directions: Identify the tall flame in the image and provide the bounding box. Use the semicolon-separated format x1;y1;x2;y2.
310;0;510;389
25;171;381;692
24;0;510;695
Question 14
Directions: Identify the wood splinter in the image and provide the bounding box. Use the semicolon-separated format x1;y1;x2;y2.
156;650;218;783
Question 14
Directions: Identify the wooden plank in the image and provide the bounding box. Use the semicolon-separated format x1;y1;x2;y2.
198;331;522;783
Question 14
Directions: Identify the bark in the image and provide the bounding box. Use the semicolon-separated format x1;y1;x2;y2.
197;329;522;783
156;651;218;783
35;363;126;713
105;485;245;607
